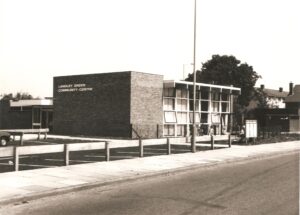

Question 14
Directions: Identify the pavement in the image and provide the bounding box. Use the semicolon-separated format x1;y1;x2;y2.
0;140;299;206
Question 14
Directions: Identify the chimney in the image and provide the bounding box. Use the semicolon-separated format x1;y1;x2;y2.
279;87;283;92
260;84;265;90
289;82;294;95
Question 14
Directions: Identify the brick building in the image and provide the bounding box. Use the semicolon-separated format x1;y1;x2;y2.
53;71;240;138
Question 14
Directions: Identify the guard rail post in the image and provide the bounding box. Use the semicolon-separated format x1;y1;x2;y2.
167;138;171;155
228;134;232;148
139;139;143;157
105;141;110;161
13;146;19;171
211;135;214;150
64;144;69;166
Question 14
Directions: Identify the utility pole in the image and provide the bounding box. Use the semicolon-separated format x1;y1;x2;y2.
191;0;197;153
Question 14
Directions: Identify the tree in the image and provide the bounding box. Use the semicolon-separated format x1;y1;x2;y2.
186;55;261;108
0;92;34;100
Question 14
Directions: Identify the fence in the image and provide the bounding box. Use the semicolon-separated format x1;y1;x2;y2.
258;126;282;138
0;135;233;171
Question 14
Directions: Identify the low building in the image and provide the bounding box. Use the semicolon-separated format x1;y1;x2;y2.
0;99;53;131
251;83;300;133
53;71;240;138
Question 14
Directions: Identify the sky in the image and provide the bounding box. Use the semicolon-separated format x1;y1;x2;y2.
0;0;299;98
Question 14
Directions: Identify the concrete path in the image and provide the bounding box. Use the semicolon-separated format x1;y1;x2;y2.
0;141;299;206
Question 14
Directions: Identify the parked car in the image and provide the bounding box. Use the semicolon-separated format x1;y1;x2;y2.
0;131;10;147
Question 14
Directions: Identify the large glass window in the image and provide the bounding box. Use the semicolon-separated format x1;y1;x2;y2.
211;113;221;124
221;102;229;112
164;125;175;136
176;89;188;98
189;90;200;99
200;90;209;100
164;111;177;123
189;112;200;123
211;92;220;101
177;125;186;136
163;88;175;97
177;99;188;111
177;112;188;123
200;113;208;123
33;108;41;124
212;102;220;112
221;93;229;101
189;100;199;111
201;101;209;112
163;98;175;110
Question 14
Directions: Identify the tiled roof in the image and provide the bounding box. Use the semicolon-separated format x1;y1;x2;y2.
260;88;289;98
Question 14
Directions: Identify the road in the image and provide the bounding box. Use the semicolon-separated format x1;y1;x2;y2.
0;152;298;215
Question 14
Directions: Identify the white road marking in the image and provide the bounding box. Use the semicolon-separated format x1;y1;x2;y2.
44;158;93;163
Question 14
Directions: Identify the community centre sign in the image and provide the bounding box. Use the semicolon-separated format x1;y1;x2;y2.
57;83;93;93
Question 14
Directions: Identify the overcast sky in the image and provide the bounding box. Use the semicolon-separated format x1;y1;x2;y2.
1;0;299;97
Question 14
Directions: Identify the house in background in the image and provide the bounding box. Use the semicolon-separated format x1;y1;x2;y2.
284;84;300;132
247;83;290;110
250;82;300;132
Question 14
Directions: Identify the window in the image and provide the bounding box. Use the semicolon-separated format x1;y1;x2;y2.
212;102;220;112
200;91;209;100
201;101;209;112
189;100;199;111
177;125;186;136
164;111;177;123
163;88;175;97
10;107;21;111
221;102;229;112
33;108;41;124
200;113;208;123
22;106;32;111
177;112;188;123
221;93;229;101
189;112;200;123
189;90;200;99
176;89;188;98
177;99;188;111
211;113;221;124
163;98;175;110
211;92;220;101
164;125;175;136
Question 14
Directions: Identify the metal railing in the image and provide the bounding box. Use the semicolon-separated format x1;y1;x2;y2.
0;135;233;172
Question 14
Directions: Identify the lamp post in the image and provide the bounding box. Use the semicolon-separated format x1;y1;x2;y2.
191;0;197;153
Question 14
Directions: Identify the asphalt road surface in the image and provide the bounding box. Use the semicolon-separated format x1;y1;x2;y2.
1;152;299;215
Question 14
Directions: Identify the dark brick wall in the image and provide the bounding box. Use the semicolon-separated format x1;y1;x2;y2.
53;72;131;137
0;100;32;129
130;72;164;138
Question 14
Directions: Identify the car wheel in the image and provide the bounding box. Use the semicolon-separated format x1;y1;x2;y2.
0;137;8;147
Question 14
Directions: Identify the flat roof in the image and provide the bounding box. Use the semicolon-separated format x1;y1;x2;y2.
10;99;53;107
54;71;164;78
163;80;241;94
